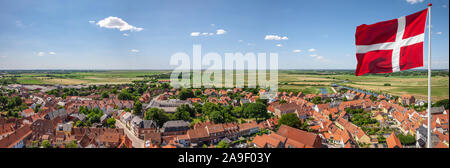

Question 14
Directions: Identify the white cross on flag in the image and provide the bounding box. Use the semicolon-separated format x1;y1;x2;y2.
355;9;428;76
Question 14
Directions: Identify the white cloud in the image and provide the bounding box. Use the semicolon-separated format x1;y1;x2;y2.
123;33;129;37
310;54;325;61
36;52;45;56
292;49;302;53
265;35;288;40
406;0;424;4
190;32;200;37
130;49;139;53
436;32;443;35
275;44;282;47
96;16;143;32
49;52;56;55
308;48;316;52
216;29;227;35
89;20;95;24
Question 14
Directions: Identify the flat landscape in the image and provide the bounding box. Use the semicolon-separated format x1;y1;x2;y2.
1;69;448;101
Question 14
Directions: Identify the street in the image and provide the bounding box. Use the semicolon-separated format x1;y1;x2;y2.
116;120;144;148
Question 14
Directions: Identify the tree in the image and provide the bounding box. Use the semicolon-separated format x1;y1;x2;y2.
216;140;230;148
177;104;195;118
41;140;52;148
231;106;243;118
279;113;302;129
312;96;322;104
66;140;78;148
145;108;169;127
243;103;269;120
202;102;222;115
178;89;194;100
397;134;416;145
209;110;224;123
433;99;449;109
343;97;348;102
101;91;109;99
106;118;116;128
194;90;202;97
174;106;191;121
75;120;84;127
133;101;143;116
118;89;134;100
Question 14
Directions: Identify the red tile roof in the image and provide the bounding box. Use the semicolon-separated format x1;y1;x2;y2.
386;132;402;148
276;125;322;148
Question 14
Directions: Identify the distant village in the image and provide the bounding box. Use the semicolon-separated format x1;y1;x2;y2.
0;80;448;148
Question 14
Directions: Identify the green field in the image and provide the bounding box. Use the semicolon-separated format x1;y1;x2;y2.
2;69;448;101
11;70;170;85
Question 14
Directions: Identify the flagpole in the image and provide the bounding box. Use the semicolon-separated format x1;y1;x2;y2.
427;3;432;149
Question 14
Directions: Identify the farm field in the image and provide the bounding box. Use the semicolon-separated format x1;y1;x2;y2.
11;70;171;85
2;69;448;101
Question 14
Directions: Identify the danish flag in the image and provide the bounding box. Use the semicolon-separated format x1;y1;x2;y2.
355;9;428;76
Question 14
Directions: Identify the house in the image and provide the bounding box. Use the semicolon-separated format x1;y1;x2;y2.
145;99;191;113
21;108;35;118
271;102;298;118
144;132;162;148
277;125;322;148
130;116;143;135
0;123;15;140
252;133;286;148
137;120;158;139
56;123;73;133
161;120;190;136
416;125;441;148
0;125;32;148
238;121;259;137
31;119;55;139
99;114;109;125
386;132;402;148
187;127;209;146
120;112;133;126
400;95;415;106
69;113;87;122
430;106;446;115
45;108;67;120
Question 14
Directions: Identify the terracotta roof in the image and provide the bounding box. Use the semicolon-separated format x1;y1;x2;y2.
386;132;402;148
187;127;209;139
276;125;322;148
434;141;449;148
0;125;32;148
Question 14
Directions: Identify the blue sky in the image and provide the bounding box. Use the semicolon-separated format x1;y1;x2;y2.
0;0;448;70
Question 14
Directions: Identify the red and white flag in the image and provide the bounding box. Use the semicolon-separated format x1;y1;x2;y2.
355;9;428;76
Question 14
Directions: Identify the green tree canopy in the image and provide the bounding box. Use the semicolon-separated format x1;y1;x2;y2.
216;140;230;148
279;113;302;129
145;108;169;127
178;89;194;100
133;101;143;116
243;103;269;120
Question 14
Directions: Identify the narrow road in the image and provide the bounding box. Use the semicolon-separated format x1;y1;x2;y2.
116;120;144;148
331;87;337;94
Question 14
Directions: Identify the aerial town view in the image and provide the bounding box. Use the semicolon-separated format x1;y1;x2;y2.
0;0;448;150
